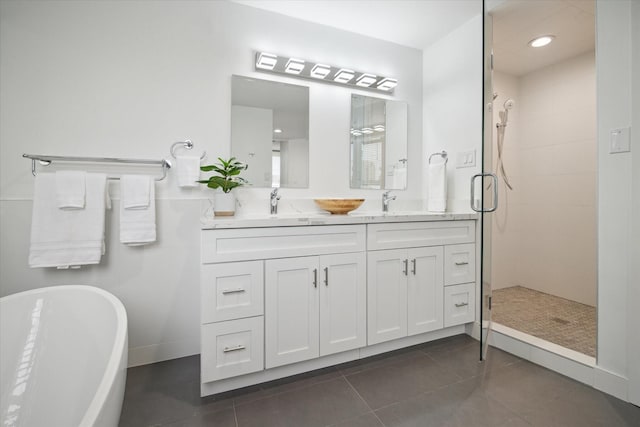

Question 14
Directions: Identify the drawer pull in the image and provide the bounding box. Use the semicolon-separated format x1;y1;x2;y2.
223;344;246;353
403;259;408;276
455;261;469;266
324;267;329;286
313;268;318;288
222;288;246;295
411;259;416;275
455;302;469;308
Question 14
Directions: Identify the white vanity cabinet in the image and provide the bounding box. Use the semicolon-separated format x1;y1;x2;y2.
367;221;476;346
265;252;366;368
200;217;477;396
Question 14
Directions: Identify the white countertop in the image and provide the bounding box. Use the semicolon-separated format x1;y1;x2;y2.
201;211;478;229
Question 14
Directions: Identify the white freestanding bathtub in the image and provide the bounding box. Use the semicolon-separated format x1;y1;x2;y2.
0;285;128;427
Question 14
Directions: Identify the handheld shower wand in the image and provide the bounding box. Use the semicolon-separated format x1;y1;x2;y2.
495;98;515;190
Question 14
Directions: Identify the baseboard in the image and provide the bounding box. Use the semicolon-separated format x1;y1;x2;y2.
594;366;629;401
128;339;199;367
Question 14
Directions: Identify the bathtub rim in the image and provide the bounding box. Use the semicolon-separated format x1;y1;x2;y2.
0;284;128;427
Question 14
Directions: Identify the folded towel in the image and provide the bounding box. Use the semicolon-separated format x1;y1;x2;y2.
176;155;201;188
427;161;447;212
56;170;86;209
121;175;150;209
120;175;156;245
29;173;108;268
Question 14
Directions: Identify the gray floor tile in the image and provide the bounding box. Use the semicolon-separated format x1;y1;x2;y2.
234;377;370;427
427;344;523;380
375;378;518;427
160;408;237;427
345;352;461;409
125;355;200;394
234;366;343;407
338;347;426;376
326;411;385;427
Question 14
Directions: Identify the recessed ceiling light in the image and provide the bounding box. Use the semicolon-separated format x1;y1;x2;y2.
377;78;397;91
529;35;555;48
256;52;278;70
310;63;331;79
273;128;282;134
334;68;355;84
285;58;305;74
356;73;377;87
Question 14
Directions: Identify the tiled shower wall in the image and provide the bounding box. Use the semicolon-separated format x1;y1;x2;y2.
492;51;597;307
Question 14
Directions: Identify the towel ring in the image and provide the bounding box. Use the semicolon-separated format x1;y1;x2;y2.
429;150;448;164
170;140;206;160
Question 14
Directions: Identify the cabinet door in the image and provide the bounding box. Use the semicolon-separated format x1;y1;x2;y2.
367;249;408;345
319;252;366;356
265;256;320;368
407;247;444;335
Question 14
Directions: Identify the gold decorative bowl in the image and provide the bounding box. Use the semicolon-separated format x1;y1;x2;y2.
314;198;364;215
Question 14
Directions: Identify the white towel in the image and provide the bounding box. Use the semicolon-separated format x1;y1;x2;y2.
427;162;447;212
120;175;156;245
121;175;150;209
56;170;86;209
175;155;201;188
29;173;108;268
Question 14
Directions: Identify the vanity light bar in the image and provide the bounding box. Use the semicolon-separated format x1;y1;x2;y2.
254;51;397;93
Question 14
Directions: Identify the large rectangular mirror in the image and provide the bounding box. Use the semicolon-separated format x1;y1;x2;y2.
350;94;408;190
231;75;309;188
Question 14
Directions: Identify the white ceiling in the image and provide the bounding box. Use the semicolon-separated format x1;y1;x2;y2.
230;0;594;78
230;0;481;50
491;0;595;76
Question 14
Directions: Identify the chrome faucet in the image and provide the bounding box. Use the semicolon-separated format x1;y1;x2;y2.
270;187;281;214
382;190;396;213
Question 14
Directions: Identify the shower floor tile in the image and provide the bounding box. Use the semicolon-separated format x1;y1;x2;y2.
491;286;596;357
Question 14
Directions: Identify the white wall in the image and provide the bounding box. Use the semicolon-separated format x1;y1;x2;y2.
423;15;483;212
594;0;636;401
491;52;597;307
0;0;423;366
629;0;640;406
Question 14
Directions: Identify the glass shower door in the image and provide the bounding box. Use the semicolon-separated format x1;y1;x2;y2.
475;2;497;360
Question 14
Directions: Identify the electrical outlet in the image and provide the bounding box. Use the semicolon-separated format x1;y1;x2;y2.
610;127;631;153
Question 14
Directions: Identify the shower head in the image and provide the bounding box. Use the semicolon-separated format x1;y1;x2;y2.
503;99;515;110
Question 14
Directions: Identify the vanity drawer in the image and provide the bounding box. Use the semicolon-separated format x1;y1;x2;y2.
201;316;264;383
367;221;475;251
444;283;476;327
444;243;476;286
201;261;264;323
202;225;366;263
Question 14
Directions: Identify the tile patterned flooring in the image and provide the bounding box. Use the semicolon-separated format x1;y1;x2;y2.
119;335;639;427
492;286;597;357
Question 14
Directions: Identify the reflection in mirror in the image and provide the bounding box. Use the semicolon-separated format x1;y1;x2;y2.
350;95;408;190
231;76;309;188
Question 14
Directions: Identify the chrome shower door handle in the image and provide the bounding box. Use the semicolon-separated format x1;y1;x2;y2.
470;173;498;213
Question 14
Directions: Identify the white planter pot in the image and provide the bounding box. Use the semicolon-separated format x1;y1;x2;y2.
214;192;236;216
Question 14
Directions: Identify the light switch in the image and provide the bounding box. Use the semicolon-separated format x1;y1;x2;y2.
456;150;476;168
610;127;631;154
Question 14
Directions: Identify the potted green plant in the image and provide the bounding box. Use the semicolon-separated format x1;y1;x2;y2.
198;157;248;216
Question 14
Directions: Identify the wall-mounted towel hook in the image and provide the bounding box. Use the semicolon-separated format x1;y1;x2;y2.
170;140;206;160
428;150;448;165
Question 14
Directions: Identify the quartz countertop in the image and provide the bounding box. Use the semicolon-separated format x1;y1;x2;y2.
201;211;478;229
